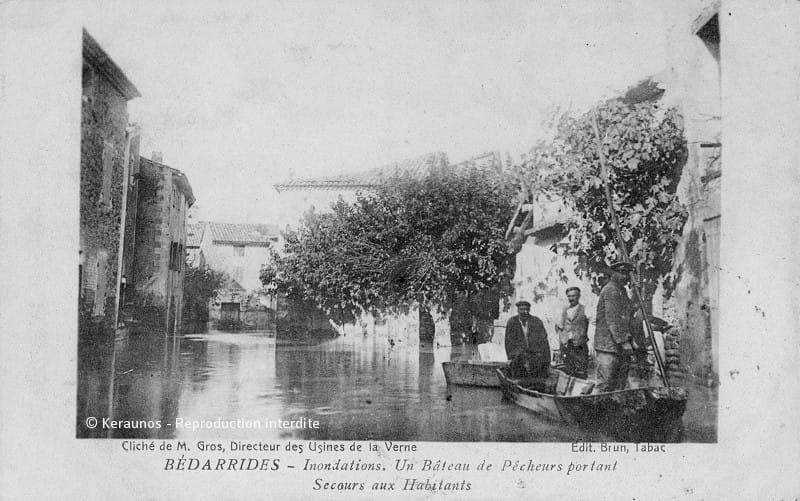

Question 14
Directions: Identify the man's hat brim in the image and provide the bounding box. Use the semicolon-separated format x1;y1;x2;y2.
610;262;634;272
515;300;531;307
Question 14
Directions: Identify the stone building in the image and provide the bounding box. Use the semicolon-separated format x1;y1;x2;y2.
131;153;195;334
195;222;279;291
189;221;279;328
79;29;141;334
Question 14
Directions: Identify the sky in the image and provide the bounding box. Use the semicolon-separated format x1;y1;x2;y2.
80;0;676;224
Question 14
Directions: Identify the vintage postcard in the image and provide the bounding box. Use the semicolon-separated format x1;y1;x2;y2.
1;0;798;499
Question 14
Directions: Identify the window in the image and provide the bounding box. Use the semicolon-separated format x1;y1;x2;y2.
93;251;108;316
233;245;245;257
233;266;243;282
169;242;183;271
100;143;114;209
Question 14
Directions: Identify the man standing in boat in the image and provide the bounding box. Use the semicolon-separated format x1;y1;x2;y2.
555;287;590;378
504;300;551;382
594;262;635;392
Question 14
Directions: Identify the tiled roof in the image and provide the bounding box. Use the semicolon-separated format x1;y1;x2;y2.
186;223;204;247
205;222;280;245
273;152;450;192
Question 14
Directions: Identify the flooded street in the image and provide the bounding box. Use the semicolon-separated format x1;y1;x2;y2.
77;330;716;442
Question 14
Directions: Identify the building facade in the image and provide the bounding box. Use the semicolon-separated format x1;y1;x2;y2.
79;29;141;334
197;222;279;291
131;154;195;334
189;222;279;328
273;152;452;229
655;0;721;381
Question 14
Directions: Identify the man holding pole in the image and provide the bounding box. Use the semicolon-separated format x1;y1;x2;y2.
594;262;635;392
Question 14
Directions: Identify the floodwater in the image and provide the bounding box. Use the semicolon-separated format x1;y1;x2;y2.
76;330;717;442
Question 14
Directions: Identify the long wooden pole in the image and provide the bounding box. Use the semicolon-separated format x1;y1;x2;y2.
590;111;670;388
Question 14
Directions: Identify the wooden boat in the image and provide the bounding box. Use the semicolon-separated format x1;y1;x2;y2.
442;360;509;387
497;367;688;442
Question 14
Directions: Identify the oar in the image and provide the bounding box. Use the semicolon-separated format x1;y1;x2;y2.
590;110;670;389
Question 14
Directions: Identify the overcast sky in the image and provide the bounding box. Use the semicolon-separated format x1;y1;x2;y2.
81;0;676;223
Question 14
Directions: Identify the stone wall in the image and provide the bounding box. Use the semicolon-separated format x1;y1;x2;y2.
79;58;129;331
132;159;190;332
653;0;721;382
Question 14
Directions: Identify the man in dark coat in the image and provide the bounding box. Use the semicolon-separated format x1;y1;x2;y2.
505;300;551;383
594;262;635;392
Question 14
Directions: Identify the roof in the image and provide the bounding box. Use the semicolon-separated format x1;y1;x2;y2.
221;276;246;292
82;29;140;100
273;152;450;192
524;199;570;235
186;223;204;247
139;157;196;207
205;222;280;246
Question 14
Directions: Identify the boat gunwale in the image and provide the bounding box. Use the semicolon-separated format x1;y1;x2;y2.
443;360;509;367
496;368;687;401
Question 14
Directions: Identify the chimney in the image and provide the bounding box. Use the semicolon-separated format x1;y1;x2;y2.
151;151;163;163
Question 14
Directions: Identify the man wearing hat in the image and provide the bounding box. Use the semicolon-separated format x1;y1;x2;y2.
555;287;590;378
505;300;551;384
594;262;635;392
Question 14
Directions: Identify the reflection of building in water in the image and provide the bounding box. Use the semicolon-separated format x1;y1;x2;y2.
77;335;184;439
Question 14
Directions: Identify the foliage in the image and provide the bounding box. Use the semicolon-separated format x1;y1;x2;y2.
261;166;517;320
513;98;687;299
183;264;227;323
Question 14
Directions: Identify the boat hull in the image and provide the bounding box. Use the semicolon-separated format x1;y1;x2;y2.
442;361;509;387
497;368;688;442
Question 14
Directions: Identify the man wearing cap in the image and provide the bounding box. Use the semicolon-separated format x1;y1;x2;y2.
505;300;551;383
594;262;635;392
556;287;590;378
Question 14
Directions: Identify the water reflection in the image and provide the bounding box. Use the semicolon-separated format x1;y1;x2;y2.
76;330;715;442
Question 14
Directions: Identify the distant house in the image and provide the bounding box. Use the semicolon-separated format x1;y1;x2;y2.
79;29;141;333
131;153;195;334
196;222;280;291
185;223;205;268
188;221;279;328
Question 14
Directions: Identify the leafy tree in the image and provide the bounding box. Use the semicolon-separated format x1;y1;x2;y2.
514;98;687;301
261;166;517;320
183;264;227;325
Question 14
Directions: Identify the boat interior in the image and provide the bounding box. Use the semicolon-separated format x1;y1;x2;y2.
517;370;596;396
